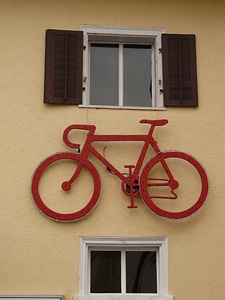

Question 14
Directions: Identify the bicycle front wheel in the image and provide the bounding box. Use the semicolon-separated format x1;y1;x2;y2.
31;152;101;221
140;151;208;219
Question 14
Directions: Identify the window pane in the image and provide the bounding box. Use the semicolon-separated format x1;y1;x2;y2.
91;251;121;293
126;251;157;293
123;45;152;107
90;44;119;106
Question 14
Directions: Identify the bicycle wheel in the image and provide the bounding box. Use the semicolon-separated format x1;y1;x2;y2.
140;151;208;219
31;152;101;221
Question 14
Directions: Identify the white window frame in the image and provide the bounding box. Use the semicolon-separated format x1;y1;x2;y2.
74;237;173;300
80;25;165;110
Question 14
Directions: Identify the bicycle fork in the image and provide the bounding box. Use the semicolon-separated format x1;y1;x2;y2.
61;141;92;191
61;162;83;191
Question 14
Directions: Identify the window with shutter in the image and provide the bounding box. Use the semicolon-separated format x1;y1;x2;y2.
44;29;83;104
43;28;198;109
162;34;198;107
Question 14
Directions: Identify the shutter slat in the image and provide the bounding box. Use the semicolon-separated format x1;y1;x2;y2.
44;29;83;104
162;34;198;107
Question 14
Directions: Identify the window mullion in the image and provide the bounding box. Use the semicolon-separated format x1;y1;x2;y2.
121;250;126;294
118;43;123;107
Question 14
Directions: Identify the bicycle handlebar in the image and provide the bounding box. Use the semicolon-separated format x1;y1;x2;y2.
63;124;96;149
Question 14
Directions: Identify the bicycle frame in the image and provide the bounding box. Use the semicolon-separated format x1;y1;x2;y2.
63;119;175;202
82;131;158;182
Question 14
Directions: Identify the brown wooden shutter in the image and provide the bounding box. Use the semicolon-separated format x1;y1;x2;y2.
44;29;83;104
162;34;198;107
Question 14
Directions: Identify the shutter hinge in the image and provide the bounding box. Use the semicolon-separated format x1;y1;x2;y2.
83;46;86;50
160;89;163;94
159;48;162;54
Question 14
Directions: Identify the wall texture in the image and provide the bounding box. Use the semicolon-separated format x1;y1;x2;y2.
1;1;225;299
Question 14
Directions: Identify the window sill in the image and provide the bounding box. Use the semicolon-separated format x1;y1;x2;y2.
79;104;166;111
73;295;173;300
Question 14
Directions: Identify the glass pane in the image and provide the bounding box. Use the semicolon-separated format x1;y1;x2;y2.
123;45;152;107
90;44;119;106
126;251;157;293
91;251;121;293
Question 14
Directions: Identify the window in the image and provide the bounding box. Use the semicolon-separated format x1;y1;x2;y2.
81;26;163;109
74;237;173;300
89;44;152;107
44;27;198;108
90;250;157;294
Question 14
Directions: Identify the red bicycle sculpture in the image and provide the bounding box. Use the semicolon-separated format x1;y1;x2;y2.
31;119;208;221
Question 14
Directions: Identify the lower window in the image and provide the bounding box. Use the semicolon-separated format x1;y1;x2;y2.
91;250;157;294
74;237;173;300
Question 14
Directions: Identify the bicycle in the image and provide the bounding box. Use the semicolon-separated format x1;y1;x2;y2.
31;119;208;222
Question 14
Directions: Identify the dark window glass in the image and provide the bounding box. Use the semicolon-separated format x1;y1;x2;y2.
91;251;121;293
90;44;119;106
90;43;151;107
126;251;157;293
123;45;152;107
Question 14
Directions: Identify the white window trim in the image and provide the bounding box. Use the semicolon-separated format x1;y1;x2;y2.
79;25;165;110
73;237;173;300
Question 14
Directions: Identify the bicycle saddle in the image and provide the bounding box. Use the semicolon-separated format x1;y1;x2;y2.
140;119;168;126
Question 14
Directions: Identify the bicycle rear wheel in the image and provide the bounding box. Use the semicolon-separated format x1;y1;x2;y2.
31;152;100;221
140;151;208;219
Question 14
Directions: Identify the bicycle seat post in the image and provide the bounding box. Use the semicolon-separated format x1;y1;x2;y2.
124;165;138;209
124;164;135;177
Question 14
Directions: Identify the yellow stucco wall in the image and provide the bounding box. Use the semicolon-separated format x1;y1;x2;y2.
1;0;225;299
